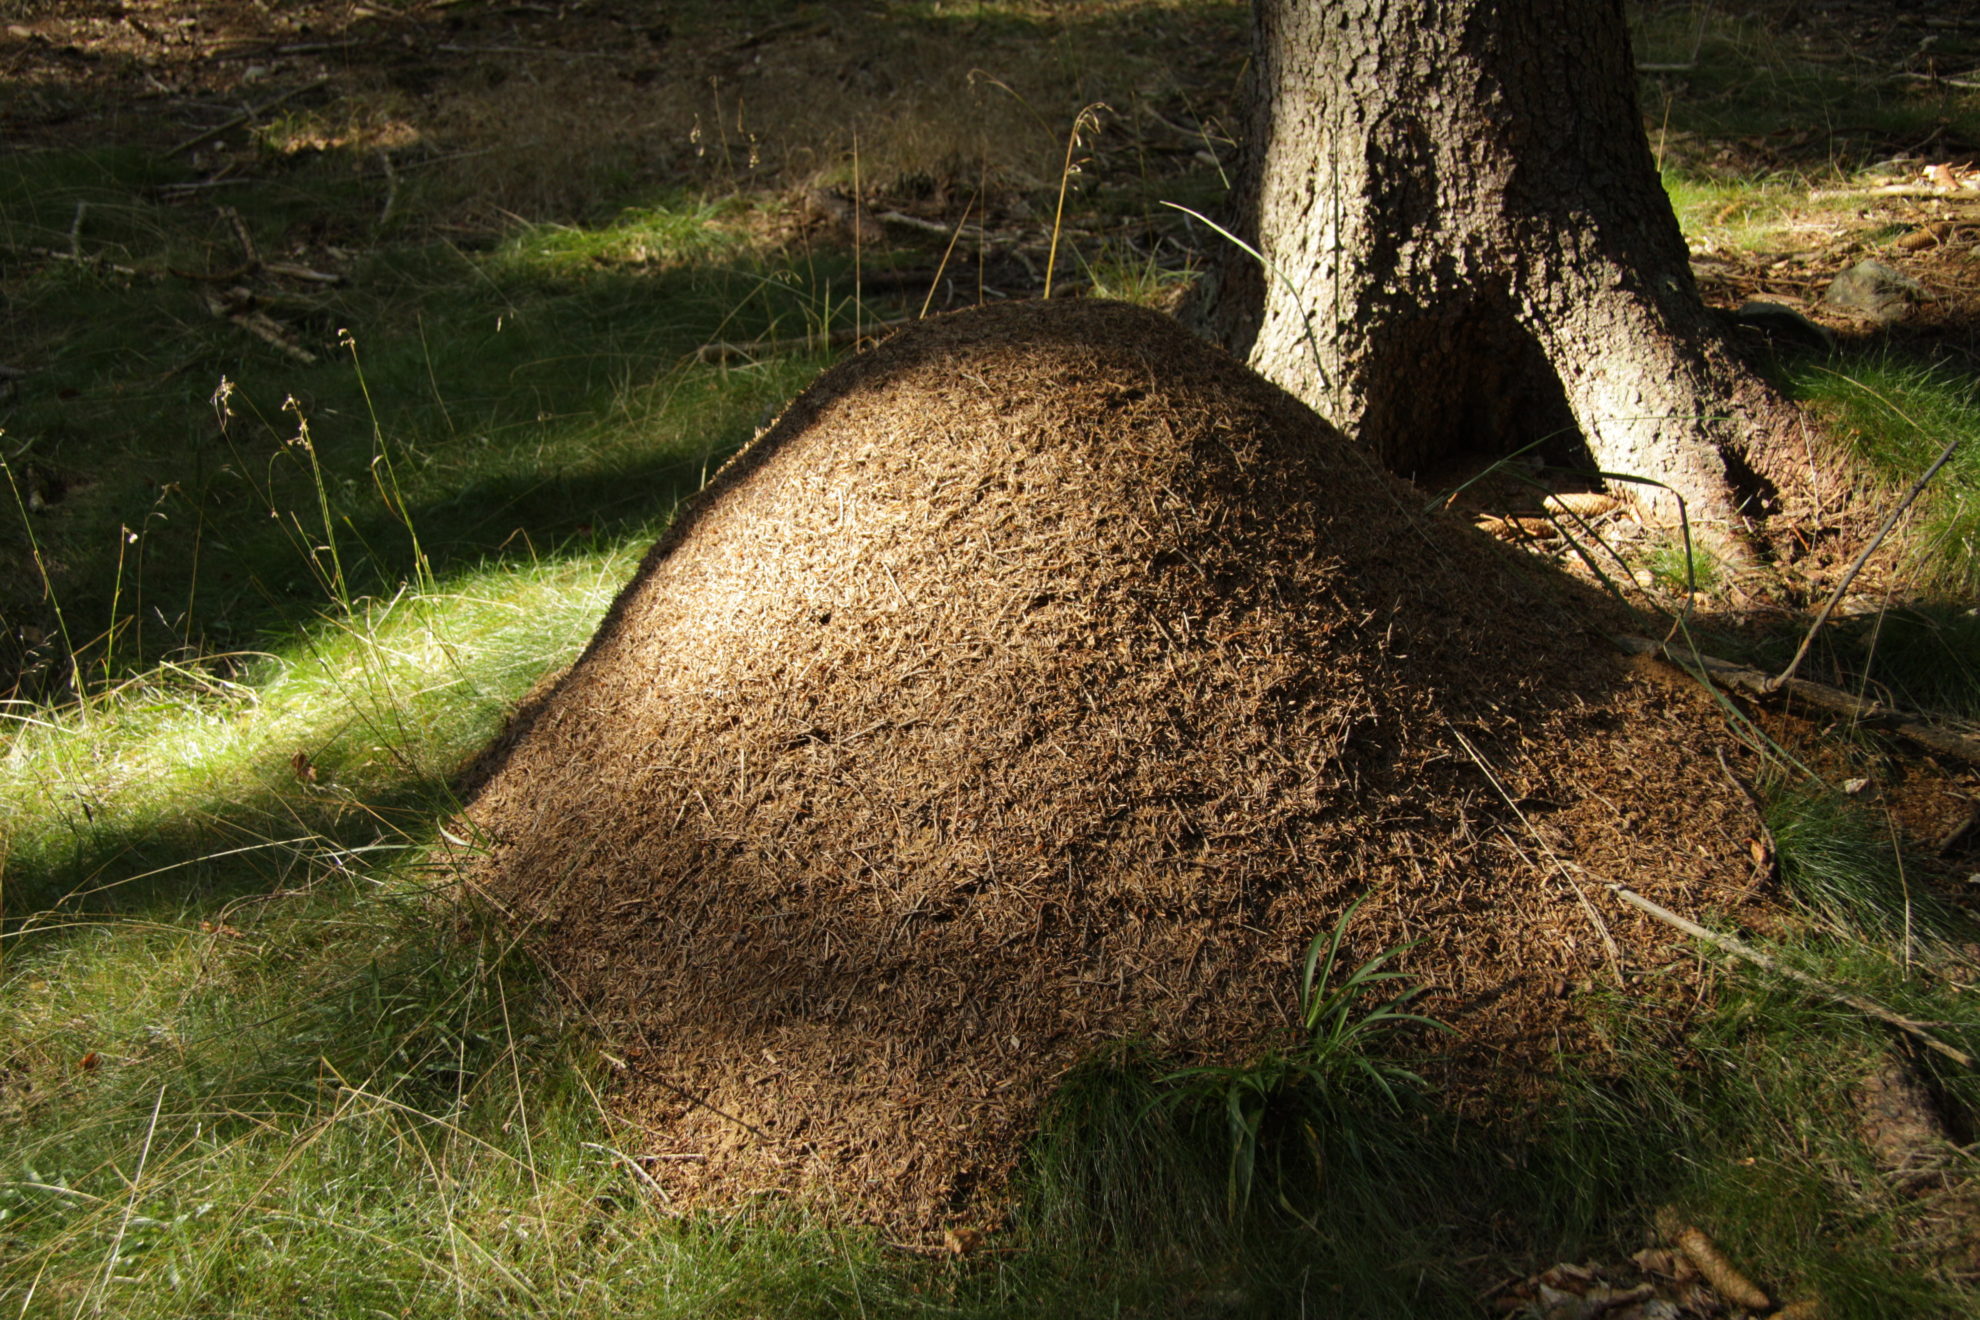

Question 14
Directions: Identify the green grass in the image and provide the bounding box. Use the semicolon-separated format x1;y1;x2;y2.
1791;355;1980;600
1764;783;1940;941
1580;959;1980;1319
1642;533;1723;598
5;5;1980;1314
1633;6;1980;160
6;594;1973;1315
1826;605;1980;722
0;146;830;687
1657;168;1878;255
0;881;914;1317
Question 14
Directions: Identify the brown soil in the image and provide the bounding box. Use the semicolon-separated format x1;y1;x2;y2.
459;298;1771;1230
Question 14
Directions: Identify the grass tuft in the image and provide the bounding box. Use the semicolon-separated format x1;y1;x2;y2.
1791;354;1980;598
1763;784;1940;942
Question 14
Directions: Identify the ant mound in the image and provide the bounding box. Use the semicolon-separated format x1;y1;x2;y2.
461;298;1764;1229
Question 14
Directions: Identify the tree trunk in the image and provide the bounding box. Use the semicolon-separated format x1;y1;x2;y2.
1197;0;1783;530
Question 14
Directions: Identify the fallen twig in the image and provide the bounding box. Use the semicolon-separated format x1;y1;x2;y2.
220;205;259;268
1769;439;1959;691
876;209;986;239
377;150;400;229
1809;184;1977;200
1609;883;1974;1068
263;261;344;285
24;245;141;277
204;288;318;364
1614;634;1980;766
170;78;329;157
434;42;623;60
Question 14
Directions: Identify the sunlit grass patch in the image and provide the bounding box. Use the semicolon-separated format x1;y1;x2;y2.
1659;166;1896;257
1662;171;1811;251
1790;354;1980;598
1;147;824;678
1641;532;1723;598
0;548;635;919
1076;240;1195;309
0;872;914;1318
497;198;758;275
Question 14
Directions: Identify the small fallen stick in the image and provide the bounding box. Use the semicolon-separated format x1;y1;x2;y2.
1609;883;1974;1068
220;205;259;268
170;78;329;157
262;261;344;285
1768;438;1959;693
1613;635;1980;767
204;289;318;364
377;150;400;229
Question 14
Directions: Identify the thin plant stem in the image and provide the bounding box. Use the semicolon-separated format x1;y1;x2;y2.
1;454;81;707
96;1084;167;1314
1608;883;1974;1068
343;331;435;595
1045;104;1107;300
852;132;862;343
1768;439;1959;692
921;192;977;320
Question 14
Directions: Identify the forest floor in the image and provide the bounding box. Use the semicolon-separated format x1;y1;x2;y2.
3;2;1980;1317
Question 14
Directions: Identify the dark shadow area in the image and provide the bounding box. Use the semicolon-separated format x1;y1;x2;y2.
0;157;835;690
1360;302;1594;482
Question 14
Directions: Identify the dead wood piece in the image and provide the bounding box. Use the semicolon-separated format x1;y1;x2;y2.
1940;805;1979;857
219;205;259;268
1614;634;1980;767
874;209;986;239
27;245;141;277
263;262;344;285
728;16;829;52
1610;883;1975;1068
203;289;317;365
434;42;623;60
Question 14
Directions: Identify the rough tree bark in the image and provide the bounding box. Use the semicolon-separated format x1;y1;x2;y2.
1196;0;1789;530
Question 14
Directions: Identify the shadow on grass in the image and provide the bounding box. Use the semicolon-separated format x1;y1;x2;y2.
1632;4;1980;169
0;138;852;689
